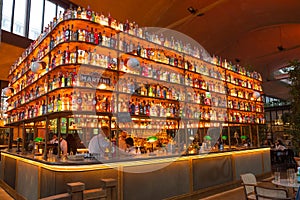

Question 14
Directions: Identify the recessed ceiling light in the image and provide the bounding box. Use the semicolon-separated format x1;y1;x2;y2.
187;6;204;16
277;45;284;51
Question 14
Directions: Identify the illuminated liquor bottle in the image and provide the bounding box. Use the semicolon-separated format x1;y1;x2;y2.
81;7;86;19
86;93;93;110
77;92;83;111
65;25;71;41
92;94;97;111
56;94;62;112
77;7;82;19
85;26;90;42
71;92;77;110
49;36;55;50
94;28;99;44
86;5;92;20
65;94;71;110
90;28;95;43
98;31;103;45
65;46;70;64
48;96;53;113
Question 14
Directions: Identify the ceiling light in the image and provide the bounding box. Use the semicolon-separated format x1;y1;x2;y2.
187;7;197;14
187;6;204;16
277;45;284;51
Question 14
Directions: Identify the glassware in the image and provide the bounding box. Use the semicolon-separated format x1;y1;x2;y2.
274;171;280;182
287;168;295;184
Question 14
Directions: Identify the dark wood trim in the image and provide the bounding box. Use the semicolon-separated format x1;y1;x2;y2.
48;0;71;9
0;0;2;31
1;30;32;49
55;2;58;19
25;0;31;38
10;0;15;32
41;0;45;33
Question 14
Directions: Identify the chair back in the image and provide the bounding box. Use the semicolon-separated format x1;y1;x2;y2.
240;173;257;199
294;157;300;168
254;185;291;200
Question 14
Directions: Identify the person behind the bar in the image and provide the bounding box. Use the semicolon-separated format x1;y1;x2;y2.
50;134;58;155
60;136;68;156
88;127;110;158
118;131;127;151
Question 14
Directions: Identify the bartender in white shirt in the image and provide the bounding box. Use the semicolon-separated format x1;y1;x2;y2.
60;136;68;156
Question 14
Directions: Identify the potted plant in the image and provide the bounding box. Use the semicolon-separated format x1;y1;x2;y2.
288;60;300;156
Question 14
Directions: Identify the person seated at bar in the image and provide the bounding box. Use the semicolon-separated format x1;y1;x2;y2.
125;137;136;155
275;139;286;150
274;139;287;163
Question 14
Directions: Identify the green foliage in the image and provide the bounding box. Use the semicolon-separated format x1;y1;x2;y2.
288;59;300;154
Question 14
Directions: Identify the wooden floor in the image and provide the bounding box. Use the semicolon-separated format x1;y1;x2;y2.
0;187;13;200
201;186;245;200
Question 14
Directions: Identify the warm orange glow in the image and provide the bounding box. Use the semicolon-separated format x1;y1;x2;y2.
1;148;270;172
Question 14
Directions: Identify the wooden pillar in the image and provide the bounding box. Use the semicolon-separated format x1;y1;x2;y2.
57;117;61;158
240;125;243;138
257;124;260;147
67;182;85;200
228;125;231;149
32;122;37;155
43;117;49;160
100;178;117;200
21;122;25;153
108;116;112;158
249;125;253;146
8;127;13;150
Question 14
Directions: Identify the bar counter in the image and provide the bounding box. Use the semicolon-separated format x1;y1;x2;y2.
0;147;271;200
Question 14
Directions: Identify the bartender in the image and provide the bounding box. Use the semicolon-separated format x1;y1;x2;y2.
60;136;68;156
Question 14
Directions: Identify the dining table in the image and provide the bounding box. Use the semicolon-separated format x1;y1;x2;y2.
272;178;300;198
272;179;300;189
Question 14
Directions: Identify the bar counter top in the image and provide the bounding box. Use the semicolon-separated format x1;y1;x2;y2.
1;147;270;171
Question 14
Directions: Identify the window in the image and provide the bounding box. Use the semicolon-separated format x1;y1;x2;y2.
57;6;65;19
29;0;44;40
1;0;14;31
2;0;68;40
44;0;56;28
13;0;26;36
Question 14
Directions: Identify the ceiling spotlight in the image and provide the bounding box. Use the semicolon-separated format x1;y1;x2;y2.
187;6;204;16
277;45;284;51
187;7;197;14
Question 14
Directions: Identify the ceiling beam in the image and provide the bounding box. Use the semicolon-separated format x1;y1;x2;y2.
1;30;32;49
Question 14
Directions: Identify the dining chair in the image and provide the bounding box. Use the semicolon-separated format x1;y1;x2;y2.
294;157;300;168
241;173;258;200
254;185;292;200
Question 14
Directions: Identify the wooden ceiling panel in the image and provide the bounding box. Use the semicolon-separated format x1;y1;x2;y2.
1;0;300;99
0;42;24;81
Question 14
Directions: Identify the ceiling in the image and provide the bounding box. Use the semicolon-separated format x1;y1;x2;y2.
3;0;300;100
69;0;300;100
0;42;25;81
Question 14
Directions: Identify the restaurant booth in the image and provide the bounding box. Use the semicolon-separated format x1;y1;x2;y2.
0;6;270;200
